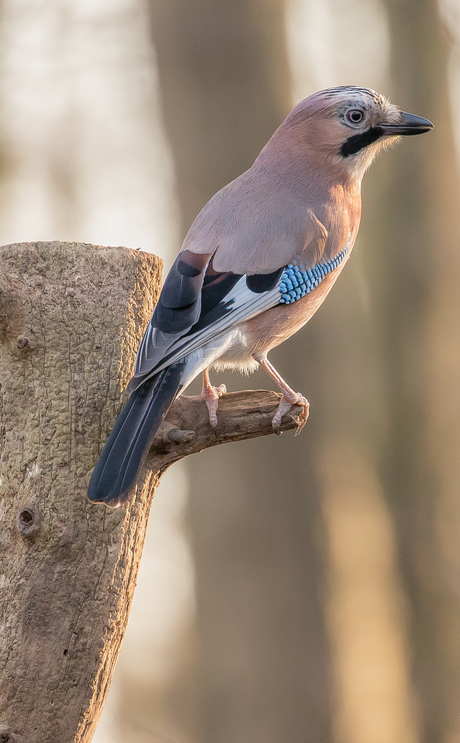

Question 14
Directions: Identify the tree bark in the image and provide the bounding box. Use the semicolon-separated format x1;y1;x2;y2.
0;241;301;743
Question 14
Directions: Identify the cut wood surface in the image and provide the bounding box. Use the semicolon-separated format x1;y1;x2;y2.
0;241;302;743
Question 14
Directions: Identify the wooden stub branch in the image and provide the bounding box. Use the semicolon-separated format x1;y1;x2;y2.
0;242;301;743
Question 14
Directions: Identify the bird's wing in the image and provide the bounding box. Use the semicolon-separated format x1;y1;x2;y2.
129;212;345;393
130;249;284;390
180;171;328;274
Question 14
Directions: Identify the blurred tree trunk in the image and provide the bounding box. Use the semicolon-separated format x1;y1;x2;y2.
370;0;460;739
147;2;334;742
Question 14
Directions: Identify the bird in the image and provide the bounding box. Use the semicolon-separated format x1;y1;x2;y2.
88;86;433;507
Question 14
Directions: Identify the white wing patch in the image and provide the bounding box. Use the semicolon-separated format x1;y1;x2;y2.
135;275;282;382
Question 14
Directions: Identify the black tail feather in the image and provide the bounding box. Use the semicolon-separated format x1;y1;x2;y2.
88;361;185;507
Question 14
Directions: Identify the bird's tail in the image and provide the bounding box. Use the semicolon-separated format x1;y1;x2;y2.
88;360;185;507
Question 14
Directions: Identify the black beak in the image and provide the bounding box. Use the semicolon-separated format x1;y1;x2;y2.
380;111;434;136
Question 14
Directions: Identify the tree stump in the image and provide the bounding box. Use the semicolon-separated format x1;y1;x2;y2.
0;241;301;743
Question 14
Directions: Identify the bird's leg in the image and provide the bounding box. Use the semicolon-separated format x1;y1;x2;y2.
254;355;309;435
201;368;227;427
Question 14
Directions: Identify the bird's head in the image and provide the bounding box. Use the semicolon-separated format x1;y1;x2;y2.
283;86;433;183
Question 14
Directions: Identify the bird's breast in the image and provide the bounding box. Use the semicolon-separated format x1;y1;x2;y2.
240;253;351;358
211;230;355;370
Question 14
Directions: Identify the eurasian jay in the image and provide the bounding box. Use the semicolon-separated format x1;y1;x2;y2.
88;86;432;507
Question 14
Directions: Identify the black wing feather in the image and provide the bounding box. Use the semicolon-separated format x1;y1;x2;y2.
246;267;283;293
153;252;208;333
132;250;284;387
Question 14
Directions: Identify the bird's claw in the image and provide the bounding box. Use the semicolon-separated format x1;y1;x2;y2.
202;383;227;427
272;392;309;435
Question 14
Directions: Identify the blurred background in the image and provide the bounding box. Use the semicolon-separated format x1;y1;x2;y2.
1;0;459;740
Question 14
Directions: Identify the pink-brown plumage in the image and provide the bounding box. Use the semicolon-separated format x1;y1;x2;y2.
88;86;433;506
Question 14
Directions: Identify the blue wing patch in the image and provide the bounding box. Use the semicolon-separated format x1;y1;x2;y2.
279;242;350;304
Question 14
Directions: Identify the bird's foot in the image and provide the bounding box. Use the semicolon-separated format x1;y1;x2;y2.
272;392;309;435
201;382;227;427
253;354;310;436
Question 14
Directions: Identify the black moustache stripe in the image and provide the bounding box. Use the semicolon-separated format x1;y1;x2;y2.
340;126;384;157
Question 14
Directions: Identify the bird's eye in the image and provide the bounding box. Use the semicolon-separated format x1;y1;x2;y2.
346;109;364;124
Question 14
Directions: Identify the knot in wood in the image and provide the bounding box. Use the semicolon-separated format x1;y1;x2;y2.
17;507;41;537
0;726;14;742
16;336;28;349
167;428;195;445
